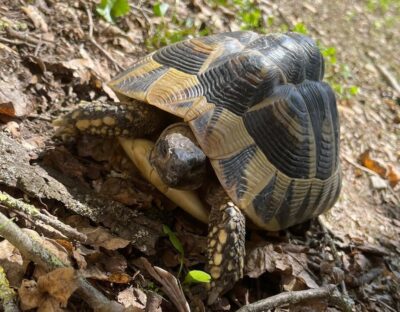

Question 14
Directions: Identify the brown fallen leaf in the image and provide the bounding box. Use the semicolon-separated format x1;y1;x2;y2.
0;240;27;287
139;257;190;312
117;287;147;310
245;243;318;291
359;150;387;177
387;164;400;187
21;5;48;32
18;279;42;310
37;296;64;312
81;266;132;284
359;150;400;187
79;225;130;250
37;267;78;307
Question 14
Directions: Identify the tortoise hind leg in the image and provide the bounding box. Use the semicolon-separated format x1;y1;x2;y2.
53;100;167;139
206;194;246;305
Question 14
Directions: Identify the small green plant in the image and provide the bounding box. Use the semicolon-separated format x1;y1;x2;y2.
183;270;211;285
96;0;130;24
319;44;359;99
146;2;211;50
163;225;211;284
163;225;184;277
292;22;308;34
153;2;169;17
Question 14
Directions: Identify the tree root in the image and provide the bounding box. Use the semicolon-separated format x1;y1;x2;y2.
0;211;123;311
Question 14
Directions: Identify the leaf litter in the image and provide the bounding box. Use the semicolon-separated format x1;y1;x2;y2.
0;0;399;311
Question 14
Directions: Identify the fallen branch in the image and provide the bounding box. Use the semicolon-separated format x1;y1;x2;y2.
0;211;123;311
0;266;20;312
236;285;336;312
0;191;86;242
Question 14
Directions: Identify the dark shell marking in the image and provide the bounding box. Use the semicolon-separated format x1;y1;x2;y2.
108;31;341;230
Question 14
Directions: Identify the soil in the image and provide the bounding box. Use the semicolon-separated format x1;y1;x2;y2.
0;0;399;311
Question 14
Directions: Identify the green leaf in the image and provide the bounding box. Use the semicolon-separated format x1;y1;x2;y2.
183;270;211;285
348;85;359;96
153;2;169;17
111;0;130;17
163;225;184;255
292;22;308;34
96;0;130;24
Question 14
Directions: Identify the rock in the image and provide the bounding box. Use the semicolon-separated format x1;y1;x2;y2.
369;175;388;190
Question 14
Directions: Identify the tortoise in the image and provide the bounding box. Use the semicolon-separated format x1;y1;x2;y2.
55;31;341;304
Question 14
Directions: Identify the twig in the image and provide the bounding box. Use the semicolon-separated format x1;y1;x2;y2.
0;266;20;312
376;64;400;95
6;27;52;45
0;36;36;47
236;285;336;312
342;155;379;177
0;211;124;311
84;4;124;71
0;191;87;242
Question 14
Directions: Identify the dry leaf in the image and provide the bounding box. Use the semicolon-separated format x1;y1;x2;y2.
0;240;27;287
80;226;130;250
72;248;87;269
18;279;43;310
118;287;147;309
37;296;64;312
37;267;78;307
387;164;400;187
246;243;318;291
81;266;131;284
107;273;132;284
139;257;190;312
21;5;48;32
359;150;400;187
245;243;277;278
359;150;387;177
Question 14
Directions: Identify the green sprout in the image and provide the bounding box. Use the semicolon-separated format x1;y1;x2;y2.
96;0;130;24
163;225;211;284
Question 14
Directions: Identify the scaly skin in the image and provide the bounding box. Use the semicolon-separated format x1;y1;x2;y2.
55;101;247;304
53;100;167;139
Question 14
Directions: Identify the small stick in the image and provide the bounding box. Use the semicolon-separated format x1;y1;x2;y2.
0;36;36;47
376;64;400;95
6;27;52;45
84;4;124;71
236;285;336;312
0;266;20;312
0;191;87;242
0;211;123;311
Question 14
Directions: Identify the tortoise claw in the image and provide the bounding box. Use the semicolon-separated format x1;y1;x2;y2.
206;201;246;305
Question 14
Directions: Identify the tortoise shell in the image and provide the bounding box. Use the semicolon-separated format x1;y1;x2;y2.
108;31;341;231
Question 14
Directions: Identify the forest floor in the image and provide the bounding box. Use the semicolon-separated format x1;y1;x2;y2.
0;0;399;311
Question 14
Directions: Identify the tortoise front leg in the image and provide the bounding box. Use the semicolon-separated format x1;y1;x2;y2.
206;198;246;305
53;100;167;139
